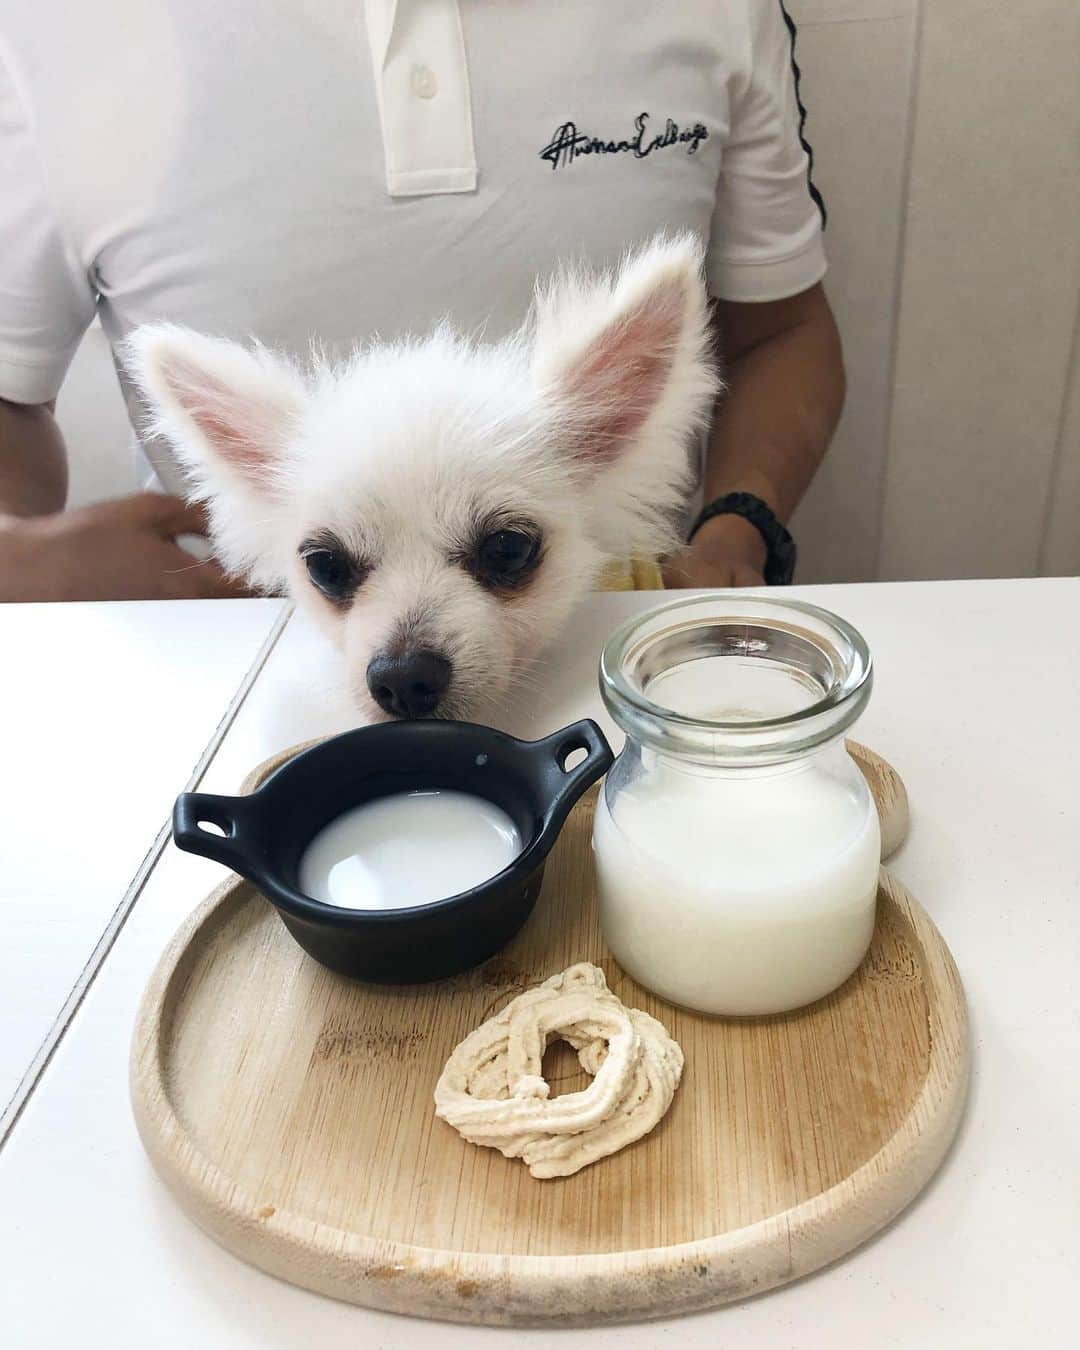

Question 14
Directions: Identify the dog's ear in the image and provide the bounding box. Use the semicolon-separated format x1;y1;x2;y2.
124;325;309;589
125;324;307;496
531;234;716;469
530;235;718;559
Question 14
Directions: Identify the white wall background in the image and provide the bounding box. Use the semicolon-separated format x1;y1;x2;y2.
55;0;1080;582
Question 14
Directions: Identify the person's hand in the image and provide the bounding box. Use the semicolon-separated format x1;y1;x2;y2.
662;511;767;589
0;493;256;601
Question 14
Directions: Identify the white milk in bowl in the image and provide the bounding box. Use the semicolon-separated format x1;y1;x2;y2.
593;596;880;1016
299;790;522;910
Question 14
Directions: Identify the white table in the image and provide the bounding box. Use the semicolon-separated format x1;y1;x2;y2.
2;581;1078;1348
0;599;286;1130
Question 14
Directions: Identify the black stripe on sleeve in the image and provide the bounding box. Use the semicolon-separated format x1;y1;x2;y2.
777;1;827;229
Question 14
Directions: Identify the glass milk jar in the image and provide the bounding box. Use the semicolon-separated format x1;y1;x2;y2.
592;596;880;1016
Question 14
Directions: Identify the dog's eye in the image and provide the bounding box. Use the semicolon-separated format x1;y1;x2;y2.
474;529;542;588
302;547;358;603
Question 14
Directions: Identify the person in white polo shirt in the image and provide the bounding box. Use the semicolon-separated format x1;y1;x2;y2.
0;0;844;601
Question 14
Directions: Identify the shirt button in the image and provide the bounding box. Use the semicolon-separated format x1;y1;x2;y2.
411;65;438;99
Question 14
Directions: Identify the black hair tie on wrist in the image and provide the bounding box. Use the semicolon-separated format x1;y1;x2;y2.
687;491;797;586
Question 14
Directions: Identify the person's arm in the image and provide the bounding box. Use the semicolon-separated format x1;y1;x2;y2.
0;396;68;515
0;49;249;601
0;395;251;601
663;281;845;587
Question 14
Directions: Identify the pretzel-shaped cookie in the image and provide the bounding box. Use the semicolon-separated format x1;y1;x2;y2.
434;963;683;1179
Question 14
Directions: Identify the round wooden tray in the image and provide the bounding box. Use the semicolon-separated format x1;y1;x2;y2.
131;741;966;1327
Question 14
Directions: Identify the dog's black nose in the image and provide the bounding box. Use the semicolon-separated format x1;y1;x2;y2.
366;649;452;719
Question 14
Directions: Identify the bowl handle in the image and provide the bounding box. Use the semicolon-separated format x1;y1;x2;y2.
531;718;614;828
173;790;258;876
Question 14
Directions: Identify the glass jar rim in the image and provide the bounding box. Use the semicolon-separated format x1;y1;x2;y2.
599;594;873;764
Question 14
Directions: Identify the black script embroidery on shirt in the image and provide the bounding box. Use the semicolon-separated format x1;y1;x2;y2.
539;112;709;171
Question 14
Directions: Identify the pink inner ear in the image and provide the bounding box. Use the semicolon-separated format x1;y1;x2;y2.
560;277;685;465
160;354;277;480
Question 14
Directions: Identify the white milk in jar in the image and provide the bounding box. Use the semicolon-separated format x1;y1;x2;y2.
299;790;522;910
593;596;880;1016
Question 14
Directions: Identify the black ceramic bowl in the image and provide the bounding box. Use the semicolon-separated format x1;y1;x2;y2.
172;718;612;984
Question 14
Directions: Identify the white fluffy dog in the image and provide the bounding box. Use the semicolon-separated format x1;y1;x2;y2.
127;234;717;722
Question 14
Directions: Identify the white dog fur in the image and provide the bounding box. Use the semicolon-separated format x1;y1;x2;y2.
126;233;718;723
